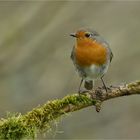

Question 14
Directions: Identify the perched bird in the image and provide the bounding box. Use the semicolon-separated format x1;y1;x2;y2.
70;28;113;93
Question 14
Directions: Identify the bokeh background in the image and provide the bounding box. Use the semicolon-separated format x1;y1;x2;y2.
0;0;140;139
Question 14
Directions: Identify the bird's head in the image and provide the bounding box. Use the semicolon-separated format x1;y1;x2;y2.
71;29;99;43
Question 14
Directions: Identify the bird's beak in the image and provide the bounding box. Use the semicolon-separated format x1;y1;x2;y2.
70;33;77;38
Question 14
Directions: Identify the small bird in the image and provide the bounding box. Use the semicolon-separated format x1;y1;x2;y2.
70;28;113;93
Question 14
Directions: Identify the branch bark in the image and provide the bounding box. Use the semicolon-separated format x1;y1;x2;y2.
0;80;140;139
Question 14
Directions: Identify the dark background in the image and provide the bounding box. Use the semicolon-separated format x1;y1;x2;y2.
0;1;140;139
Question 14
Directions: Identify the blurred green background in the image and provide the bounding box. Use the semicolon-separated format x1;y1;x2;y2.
0;0;140;139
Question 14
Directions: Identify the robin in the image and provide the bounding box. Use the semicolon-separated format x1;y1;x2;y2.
70;28;113;93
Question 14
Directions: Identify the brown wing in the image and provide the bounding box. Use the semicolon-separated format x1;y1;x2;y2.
109;48;113;62
70;46;75;61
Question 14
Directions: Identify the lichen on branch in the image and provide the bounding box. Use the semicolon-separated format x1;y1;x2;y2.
0;81;140;139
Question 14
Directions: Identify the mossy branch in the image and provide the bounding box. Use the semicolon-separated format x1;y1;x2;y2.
0;81;140;139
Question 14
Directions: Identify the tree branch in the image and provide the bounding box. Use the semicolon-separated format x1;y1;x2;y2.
0;80;140;139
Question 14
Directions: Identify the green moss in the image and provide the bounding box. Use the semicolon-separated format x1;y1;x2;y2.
0;93;95;139
0;113;35;140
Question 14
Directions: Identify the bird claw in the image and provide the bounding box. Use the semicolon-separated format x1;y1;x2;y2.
110;85;120;88
100;86;111;93
110;85;122;92
78;89;90;96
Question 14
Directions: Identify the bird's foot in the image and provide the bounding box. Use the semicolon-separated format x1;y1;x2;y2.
110;85;120;88
78;89;89;95
103;85;122;92
110;85;122;92
101;86;112;93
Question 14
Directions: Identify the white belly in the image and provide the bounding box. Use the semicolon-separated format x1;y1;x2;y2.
84;63;109;80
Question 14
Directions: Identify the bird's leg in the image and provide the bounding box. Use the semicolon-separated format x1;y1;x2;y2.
78;78;84;94
101;76;108;92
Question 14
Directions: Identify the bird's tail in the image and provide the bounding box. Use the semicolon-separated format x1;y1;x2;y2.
84;80;94;90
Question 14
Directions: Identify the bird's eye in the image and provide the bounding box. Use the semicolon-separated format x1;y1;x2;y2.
85;33;91;38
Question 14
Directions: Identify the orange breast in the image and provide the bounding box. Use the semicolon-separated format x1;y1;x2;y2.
75;40;107;67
